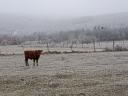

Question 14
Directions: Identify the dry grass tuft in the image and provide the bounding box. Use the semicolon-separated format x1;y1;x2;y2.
53;73;73;79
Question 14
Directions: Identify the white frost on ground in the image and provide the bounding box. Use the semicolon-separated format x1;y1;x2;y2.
1;51;128;96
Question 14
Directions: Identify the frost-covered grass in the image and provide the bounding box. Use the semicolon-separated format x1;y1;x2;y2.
0;52;128;95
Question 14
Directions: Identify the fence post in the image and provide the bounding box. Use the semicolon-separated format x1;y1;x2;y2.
113;40;115;51
46;42;50;52
81;41;84;48
63;42;65;48
93;40;96;52
122;40;125;46
67;41;68;48
70;42;74;52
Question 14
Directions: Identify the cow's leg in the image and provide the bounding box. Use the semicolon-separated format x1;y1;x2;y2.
33;59;35;66
36;59;38;66
25;58;29;66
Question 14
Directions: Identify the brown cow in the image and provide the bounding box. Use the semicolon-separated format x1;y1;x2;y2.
24;50;43;66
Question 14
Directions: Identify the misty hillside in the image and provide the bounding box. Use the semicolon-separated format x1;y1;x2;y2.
0;12;128;35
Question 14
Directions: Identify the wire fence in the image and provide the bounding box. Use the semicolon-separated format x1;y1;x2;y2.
0;40;128;55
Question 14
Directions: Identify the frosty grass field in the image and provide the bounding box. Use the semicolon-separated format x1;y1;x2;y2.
1;44;128;96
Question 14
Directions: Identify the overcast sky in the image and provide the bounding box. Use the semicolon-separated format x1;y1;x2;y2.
0;0;128;18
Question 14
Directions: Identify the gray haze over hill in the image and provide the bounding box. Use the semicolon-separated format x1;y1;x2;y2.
0;0;128;35
0;12;128;35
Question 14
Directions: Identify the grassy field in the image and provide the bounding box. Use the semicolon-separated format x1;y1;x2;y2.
0;51;128;96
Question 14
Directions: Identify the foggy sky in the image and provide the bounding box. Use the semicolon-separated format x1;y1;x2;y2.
0;0;128;18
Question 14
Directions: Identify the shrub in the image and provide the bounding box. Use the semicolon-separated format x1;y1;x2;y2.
103;45;128;52
114;45;128;51
103;47;113;52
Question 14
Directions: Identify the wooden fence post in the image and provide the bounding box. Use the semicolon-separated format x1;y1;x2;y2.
67;41;68;48
46;42;50;52
70;42;74;52
93;40;96;52
81;41;84;48
113;40;115;51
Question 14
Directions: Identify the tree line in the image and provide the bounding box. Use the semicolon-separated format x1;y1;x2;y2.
0;26;128;45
